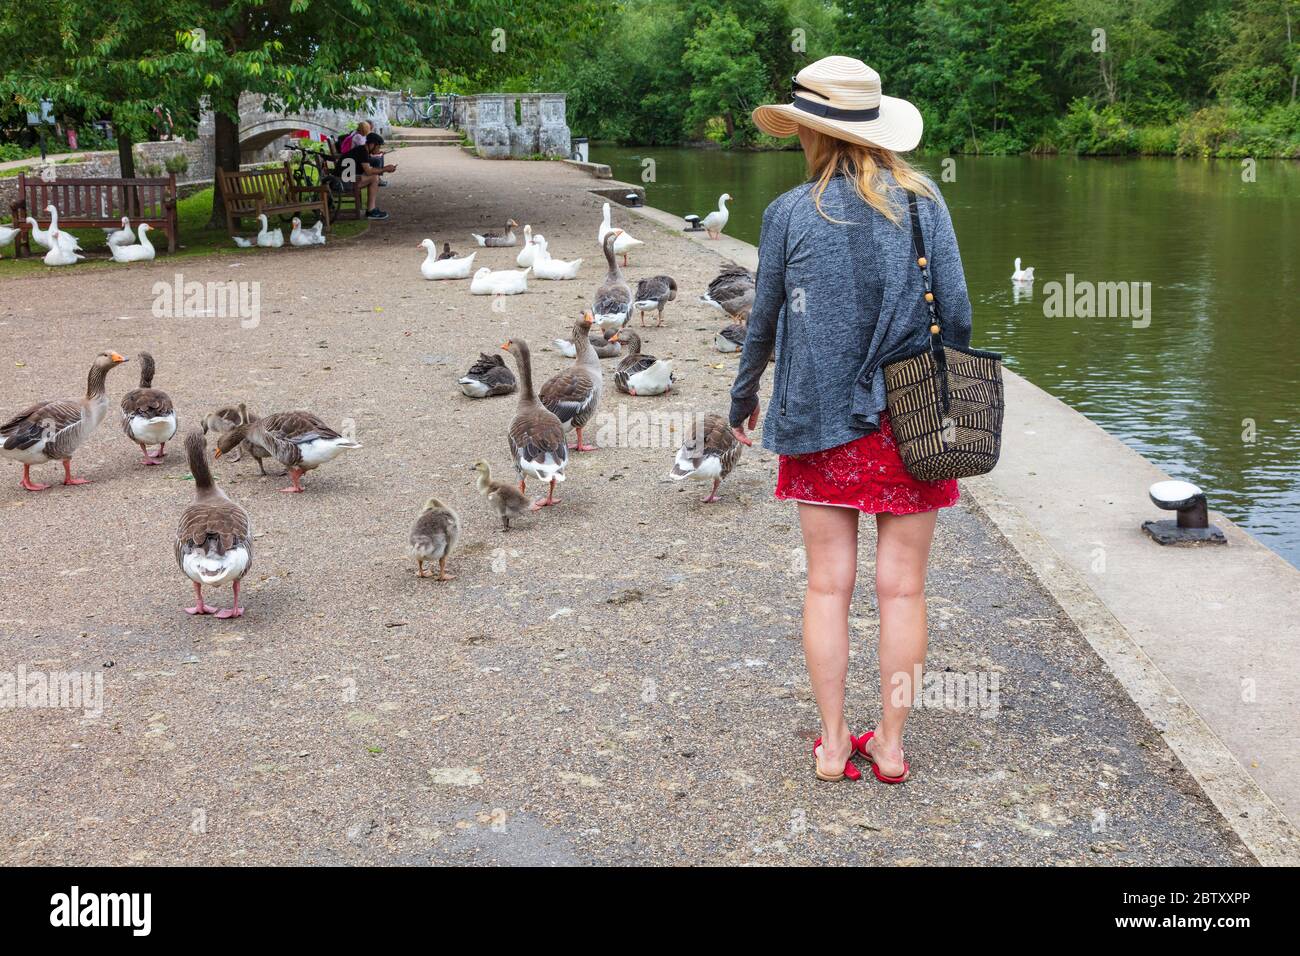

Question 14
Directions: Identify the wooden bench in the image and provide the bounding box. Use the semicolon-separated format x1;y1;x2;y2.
216;162;331;235
9;173;179;257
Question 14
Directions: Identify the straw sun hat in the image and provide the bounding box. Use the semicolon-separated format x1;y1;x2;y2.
752;55;923;152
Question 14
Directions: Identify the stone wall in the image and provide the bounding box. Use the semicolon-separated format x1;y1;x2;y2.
455;93;571;160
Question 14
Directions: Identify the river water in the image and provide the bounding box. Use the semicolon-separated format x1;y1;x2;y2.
593;146;1300;567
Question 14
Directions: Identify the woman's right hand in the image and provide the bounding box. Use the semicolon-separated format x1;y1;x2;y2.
732;400;759;447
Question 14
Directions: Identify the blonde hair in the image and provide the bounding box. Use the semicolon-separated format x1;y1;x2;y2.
803;129;933;226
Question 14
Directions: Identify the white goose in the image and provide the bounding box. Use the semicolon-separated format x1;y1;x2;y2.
597;202;643;265
43;230;84;266
0;223;19;252
104;216;134;247
694;193;732;239
1011;257;1035;283
516;225;540;268
530;236;583;280
232;236;254;248
256;214;284;248
27;214;79;254
109;223;156;263
470;266;529;296
44;205;83;253
289;217;326;246
418;239;476;279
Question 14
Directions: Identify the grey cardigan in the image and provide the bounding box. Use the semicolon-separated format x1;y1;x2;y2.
728;172;971;456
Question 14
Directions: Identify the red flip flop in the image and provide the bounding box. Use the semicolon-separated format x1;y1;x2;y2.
856;731;910;784
813;735;862;782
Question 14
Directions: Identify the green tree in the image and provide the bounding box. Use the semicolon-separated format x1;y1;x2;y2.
682;9;769;143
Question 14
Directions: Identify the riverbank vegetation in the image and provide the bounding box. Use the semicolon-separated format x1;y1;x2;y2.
521;0;1300;158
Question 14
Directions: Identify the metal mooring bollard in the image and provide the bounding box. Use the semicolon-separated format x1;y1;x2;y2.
1142;480;1227;546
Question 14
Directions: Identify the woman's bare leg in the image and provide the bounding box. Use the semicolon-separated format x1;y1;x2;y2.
798;502;860;773
868;509;939;777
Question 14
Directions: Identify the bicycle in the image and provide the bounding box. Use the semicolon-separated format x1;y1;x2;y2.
397;90;436;126
286;141;341;221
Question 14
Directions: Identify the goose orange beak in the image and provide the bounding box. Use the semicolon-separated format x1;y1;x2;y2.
609;332;620;342
500;341;511;350
110;352;127;363
213;448;223;459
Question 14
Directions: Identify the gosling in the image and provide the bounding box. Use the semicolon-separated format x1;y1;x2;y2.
472;460;532;531
408;497;460;580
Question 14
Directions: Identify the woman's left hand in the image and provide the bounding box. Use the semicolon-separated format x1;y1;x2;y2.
732;400;759;447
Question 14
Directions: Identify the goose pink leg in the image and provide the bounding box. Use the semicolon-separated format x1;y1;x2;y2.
279;467;305;493
139;442;161;465
61;460;90;486
703;478;722;503
215;581;244;619
569;426;597;452
531;478;561;510
186;582;217;616
20;465;50;491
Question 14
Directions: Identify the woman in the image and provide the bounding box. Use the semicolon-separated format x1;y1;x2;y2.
730;56;972;784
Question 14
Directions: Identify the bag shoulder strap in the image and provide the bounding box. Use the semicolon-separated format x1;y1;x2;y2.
905;190;943;338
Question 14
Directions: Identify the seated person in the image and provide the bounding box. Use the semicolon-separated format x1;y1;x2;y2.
336;120;372;155
335;132;396;220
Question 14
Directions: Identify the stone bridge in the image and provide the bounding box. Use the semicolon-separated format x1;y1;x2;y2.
199;89;393;161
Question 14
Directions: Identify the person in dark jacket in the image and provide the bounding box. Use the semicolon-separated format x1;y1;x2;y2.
336;132;396;220
732;56;973;785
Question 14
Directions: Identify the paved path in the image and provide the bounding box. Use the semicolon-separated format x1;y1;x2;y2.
0;147;1251;864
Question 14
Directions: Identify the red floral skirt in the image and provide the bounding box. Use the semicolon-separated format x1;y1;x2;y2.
775;412;959;515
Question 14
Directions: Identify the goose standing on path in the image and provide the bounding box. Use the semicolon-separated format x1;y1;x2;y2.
592;231;633;329
175;430;253;619
256;214;283;248
612;330;675;396
214;411;361;493
109;223;156;263
472;460;532;530
540;312;604;452
669;412;743;503
693;193;732;239
700;263;756;322
633;275;678;327
408;497;460;580
419;240;476;279
597;202;643;265
0;351;129;491
1011;257;1035;284
120;351;177;465
502;338;568;508
458;352;517;398
104;216;134;248
472;219;519;247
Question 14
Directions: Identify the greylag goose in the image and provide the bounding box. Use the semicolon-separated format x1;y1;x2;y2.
408;497;460;580
669;413;742;503
472;219;519;247
501;338;568;507
612;330;675;396
472;460;532;530
214;410;361;493
120;351;177;465
700;263;755;322
458;352;518;398
175;430;253;618
592;231;633;329
200;406;244;462
714;323;747;352
633;275;678;327
553;327;621;360
1;350;129;490
539;311;604;452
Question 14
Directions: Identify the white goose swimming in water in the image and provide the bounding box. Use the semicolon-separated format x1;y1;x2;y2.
1011;257;1035;284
